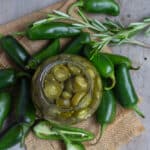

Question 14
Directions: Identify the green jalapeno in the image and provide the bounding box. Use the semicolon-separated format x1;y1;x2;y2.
0;68;16;89
0;92;11;129
33;120;94;142
54;128;85;150
0;35;30;69
25;22;81;40
26;39;60;69
84;49;115;90
15;77;36;125
69;0;120;16
0;123;30;149
96;90;116;139
63;32;91;54
102;53;140;70
114;63;144;118
0;68;30;89
0;124;23;149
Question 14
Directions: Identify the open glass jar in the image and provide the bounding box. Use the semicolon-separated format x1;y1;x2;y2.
32;54;103;124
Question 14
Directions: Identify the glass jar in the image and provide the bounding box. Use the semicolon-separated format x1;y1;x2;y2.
32;54;103;124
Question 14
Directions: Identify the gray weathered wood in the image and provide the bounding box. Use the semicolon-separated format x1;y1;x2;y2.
0;0;150;150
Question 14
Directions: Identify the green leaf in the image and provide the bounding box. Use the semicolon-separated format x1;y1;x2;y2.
145;27;150;36
77;9;89;23
144;18;150;23
128;22;144;28
33;19;48;26
47;13;56;18
72;23;85;27
91;19;107;31
104;18;120;29
92;33;109;38
72;23;85;29
93;19;107;30
53;10;70;18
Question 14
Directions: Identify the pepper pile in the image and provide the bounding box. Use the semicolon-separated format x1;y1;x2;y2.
0;1;145;150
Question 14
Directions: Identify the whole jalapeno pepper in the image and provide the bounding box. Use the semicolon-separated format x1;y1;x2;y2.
96;90;116;139
84;48;116;90
15;77;36;126
102;53;140;70
0;124;23;149
33;120;94;142
69;0;120;16
0;122;30;149
25;22;81;40
0;68;16;89
63;32;91;54
0;35;30;69
0;92;11;129
26;39;60;69
114;63;144;118
0;68;30;89
54;128;85;150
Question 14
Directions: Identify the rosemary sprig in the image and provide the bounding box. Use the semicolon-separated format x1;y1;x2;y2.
32;9;150;53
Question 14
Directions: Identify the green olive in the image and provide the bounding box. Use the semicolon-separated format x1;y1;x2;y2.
43;80;63;100
52;64;70;82
77;94;92;109
67;64;81;75
73;75;88;92
61;91;72;99
56;98;71;108
71;92;86;106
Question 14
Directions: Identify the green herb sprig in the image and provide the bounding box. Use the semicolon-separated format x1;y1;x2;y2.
31;9;150;55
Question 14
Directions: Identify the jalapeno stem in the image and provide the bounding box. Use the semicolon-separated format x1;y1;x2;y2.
130;66;141;70
25;59;36;69
100;124;107;139
104;73;116;90
68;0;84;15
132;105;145;118
20;124;30;147
12;32;26;36
90;124;107;145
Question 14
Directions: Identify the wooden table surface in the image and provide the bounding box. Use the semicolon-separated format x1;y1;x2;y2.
0;0;150;150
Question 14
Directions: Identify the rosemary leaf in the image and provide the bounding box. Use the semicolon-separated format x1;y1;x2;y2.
145;27;150;36
77;9;89;23
92;19;107;31
33;19;49;26
19;9;150;54
53;10;70;18
144;18;150;23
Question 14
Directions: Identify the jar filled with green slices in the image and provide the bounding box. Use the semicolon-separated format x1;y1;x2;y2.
32;54;103;124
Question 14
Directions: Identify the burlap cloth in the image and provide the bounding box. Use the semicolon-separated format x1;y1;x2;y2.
0;0;144;150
